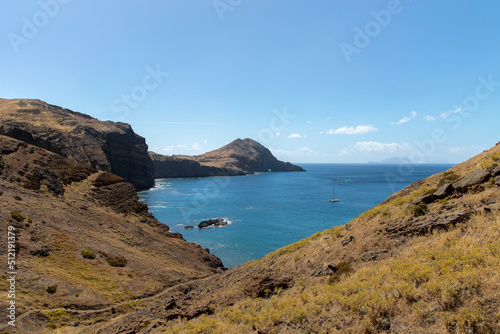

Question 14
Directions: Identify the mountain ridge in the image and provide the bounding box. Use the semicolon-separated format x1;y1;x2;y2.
0;98;155;190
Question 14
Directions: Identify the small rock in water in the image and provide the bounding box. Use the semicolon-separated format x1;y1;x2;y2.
198;218;228;229
184;226;194;229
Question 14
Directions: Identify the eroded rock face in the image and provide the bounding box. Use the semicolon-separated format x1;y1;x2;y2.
452;169;491;193
385;210;470;238
0;99;154;190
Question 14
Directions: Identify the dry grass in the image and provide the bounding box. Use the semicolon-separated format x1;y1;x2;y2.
157;143;500;334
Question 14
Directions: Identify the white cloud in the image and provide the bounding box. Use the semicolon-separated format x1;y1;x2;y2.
423;115;435;121
288;133;305;138
391;111;418;125
306;121;313;124
192;142;203;151
440;108;463;119
162;143;204;154
162;145;175;153
354;141;407;153
340;141;411;156
329;125;378;135
276;132;281;137
271;147;318;158
392;116;411;125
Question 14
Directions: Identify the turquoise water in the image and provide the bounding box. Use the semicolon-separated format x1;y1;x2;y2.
138;164;452;268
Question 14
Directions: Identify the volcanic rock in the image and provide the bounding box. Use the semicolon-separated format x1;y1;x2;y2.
0;98;154;190
452;169;491;193
198;218;228;229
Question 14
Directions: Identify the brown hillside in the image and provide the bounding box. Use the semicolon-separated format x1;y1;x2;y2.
0;135;223;333
68;142;500;334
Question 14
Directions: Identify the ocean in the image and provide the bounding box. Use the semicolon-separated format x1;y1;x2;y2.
138;163;453;268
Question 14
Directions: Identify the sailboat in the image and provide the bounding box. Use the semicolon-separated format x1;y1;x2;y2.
329;182;340;202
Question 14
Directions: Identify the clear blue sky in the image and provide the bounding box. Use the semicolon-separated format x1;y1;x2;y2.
1;1;499;163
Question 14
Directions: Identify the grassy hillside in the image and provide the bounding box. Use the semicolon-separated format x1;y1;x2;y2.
148;143;500;334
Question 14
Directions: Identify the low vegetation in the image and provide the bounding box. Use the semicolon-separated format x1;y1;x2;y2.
10;211;25;222
81;250;96;259
106;255;127;267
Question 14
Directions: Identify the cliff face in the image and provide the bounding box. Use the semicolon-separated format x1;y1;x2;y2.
151;138;305;178
0;134;223;329
0;98;154;190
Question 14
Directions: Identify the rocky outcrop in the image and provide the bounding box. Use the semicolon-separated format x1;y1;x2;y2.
0;98;154;190
312;264;338;277
150;138;305;178
244;274;294;298
452;169;491;193
385;210;470;238
198;218;229;229
413;168;493;206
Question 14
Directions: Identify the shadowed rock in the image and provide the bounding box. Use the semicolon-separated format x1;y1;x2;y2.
453;169;491;192
385;210;470;238
198;218;228;229
0;98;154;190
434;183;454;198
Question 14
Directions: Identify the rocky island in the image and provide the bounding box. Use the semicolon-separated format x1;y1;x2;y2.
198;218;229;229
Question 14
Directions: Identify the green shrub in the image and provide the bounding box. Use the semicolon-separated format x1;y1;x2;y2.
106;256;127;267
412;203;429;217
81;250;96;259
11;211;25;222
46;285;57;294
27;218;33;224
438;171;459;186
13;195;22;201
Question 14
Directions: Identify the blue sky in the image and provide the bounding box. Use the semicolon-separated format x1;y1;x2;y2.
1;1;499;163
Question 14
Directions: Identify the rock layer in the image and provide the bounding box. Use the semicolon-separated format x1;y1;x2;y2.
0;98;154;190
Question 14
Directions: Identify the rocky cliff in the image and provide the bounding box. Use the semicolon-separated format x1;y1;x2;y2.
151;138;305;178
0;134;223;332
0;98;154;190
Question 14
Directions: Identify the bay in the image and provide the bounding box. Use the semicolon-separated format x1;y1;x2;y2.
138;163;453;268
